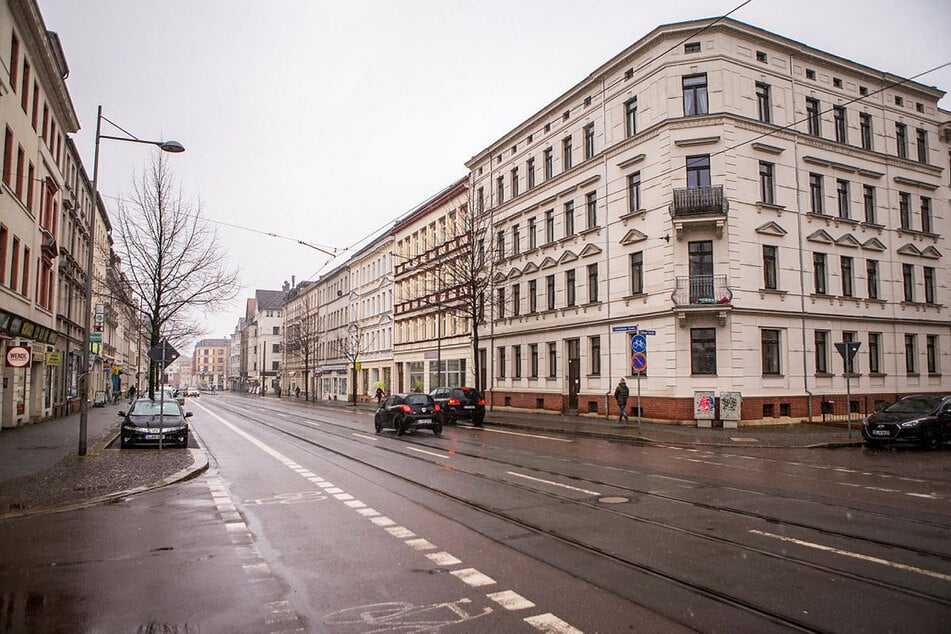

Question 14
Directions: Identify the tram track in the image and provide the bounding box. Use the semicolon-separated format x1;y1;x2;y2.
199;397;951;631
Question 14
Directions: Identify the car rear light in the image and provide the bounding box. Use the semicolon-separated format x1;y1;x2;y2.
434;404;440;411
477;399;486;405
447;399;461;406
399;405;413;413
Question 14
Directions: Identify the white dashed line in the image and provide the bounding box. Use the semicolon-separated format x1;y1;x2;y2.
405;538;436;550
750;529;951;582
451;568;496;587
426;551;463;566
477;428;573;442
353;433;378;440
370;516;396;527
524;612;584;633
487;590;535;610
507;471;601;496
405;446;449;459
385;526;415;538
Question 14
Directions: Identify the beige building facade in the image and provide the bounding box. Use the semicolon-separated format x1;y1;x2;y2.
467;18;950;422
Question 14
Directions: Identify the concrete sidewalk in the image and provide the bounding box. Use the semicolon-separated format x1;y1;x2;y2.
0;401;206;519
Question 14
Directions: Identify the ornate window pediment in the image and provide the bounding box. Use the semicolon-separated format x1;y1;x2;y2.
755;221;787;237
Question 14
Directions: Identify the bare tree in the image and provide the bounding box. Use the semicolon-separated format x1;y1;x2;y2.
107;153;240;394
339;321;371;405
285;301;320;401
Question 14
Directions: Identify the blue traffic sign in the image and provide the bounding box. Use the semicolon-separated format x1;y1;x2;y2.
612;325;639;332
631;334;647;353
638;329;657;335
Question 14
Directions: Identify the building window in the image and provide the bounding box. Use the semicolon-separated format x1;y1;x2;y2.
628;172;641;213
528;279;537;313
625;97;637;137
905;334;916;374
926;335;938;374
583;123;595;159
528;217;537;250
496;176;504;205
916;128;928;163
833;105;847;144
866;260;879;300
924;266;936;304
498;347;506;378
895;95;904;106
512;283;521;315
836;179;850;219
590;336;601;375
921;197;932;233
895;123;908;159
544;210;554;243
514;345;522;378
756;82;770;123
686;155;711;189
868;332;881;374
806;97;821;136
585;191;597;228
566;269;576;306
840;256;853;297
511;224;520;256
587;263;598;303
833;77;843;88
902;263;914;302
863;185;876;224
756;50;767;63
690;328;717;375
2;127;12;187
546;274;555;310
497;287;506;319
477;187;484;213
0;224;7;286
761;329;781;375
543;147;553;180
809;173;824;214
815;330;829;374
527;157;535;189
548;342;557;378
684;41;701;53
762;245;778;290
562;136;573;170
759;161;774;204
496;230;505;260
682;74;708;116
510;167;519;197
859;112;873;150
899;192;911;229
630;252;644;295
564;201;574;237
813;252;827;294
806;68;816;80
530;343;539;378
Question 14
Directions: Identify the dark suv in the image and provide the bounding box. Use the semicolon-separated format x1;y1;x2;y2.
375;393;442;436
430;387;485;426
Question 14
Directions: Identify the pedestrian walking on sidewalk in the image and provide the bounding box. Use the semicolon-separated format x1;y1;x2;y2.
614;378;630;422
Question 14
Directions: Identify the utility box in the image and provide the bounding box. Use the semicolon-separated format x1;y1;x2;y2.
694;391;716;428
720;392;741;429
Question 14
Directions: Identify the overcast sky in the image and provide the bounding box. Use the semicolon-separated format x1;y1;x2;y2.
37;0;951;343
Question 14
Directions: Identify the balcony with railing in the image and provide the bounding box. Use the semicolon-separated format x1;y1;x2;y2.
669;185;728;239
671;274;733;327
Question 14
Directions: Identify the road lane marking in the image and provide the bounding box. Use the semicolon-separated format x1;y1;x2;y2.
406;446;449;459
507;471;601;496
405;538;436;551
476;428;573;443
451;568;496;587
353;433;378;440
426;552;463;566
524;613;584;633
749;529;951;582
385;526;416;539
487;590;535;611
906;492;940;499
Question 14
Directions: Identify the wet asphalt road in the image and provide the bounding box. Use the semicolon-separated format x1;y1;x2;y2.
1;393;949;632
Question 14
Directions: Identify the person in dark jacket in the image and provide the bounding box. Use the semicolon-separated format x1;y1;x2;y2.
614;378;630;422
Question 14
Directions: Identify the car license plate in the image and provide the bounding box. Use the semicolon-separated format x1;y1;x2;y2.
416;419;430;424
464;405;475;409
145;434;164;440
871;430;890;436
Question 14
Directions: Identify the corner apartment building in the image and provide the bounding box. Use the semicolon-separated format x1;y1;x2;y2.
0;0;78;427
191;337;228;390
467;17;949;423
392;177;475;393
241;290;283;394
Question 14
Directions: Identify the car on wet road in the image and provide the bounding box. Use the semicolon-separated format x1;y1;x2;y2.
119;398;192;448
374;393;442;436
862;394;951;448
430;387;485;426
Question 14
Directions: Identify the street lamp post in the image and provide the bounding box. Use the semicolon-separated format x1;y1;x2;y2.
78;106;185;455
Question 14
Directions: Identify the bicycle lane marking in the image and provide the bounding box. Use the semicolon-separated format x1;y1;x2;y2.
196;401;586;633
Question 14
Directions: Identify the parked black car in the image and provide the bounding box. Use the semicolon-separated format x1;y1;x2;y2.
375;393;442;436
430;387;485;426
862;394;951;448
119;398;192;448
